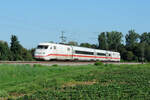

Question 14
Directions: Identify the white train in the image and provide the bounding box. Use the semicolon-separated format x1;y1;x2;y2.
34;42;120;62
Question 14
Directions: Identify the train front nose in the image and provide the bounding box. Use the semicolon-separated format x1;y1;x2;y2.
34;50;47;59
34;44;51;60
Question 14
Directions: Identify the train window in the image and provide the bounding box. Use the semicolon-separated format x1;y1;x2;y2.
54;46;56;49
67;48;70;51
97;53;106;56
109;54;111;56
75;50;94;55
50;47;52;49
37;45;48;49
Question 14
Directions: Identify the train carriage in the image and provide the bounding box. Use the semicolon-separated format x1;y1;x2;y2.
95;49;107;61
72;46;95;61
51;43;73;60
110;52;120;62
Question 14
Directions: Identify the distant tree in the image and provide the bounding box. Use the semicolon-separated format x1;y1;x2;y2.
98;32;107;50
98;31;123;51
133;42;147;62
21;48;33;61
106;31;123;51
49;41;54;43
68;41;78;46
139;32;150;62
140;32;150;44
10;35;23;61
125;30;139;51
118;44;127;60
80;43;92;48
91;44;98;49
145;45;150;61
106;32;113;50
0;41;12;60
30;48;36;58
125;51;134;61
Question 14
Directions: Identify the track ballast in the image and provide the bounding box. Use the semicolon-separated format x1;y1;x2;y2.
0;61;144;66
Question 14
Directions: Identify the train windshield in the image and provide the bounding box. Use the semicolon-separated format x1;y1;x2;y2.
37;45;49;49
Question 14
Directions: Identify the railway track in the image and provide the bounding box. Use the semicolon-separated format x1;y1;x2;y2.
0;61;96;66
0;61;144;66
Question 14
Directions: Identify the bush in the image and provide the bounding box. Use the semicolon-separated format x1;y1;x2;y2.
52;64;58;67
94;61;104;66
33;64;44;67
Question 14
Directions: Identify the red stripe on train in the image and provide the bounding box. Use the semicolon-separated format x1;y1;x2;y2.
35;54;120;59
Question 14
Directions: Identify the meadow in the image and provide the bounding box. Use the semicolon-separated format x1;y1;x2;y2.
0;63;150;100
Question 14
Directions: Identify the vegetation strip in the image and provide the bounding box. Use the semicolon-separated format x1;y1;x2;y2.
1;31;150;62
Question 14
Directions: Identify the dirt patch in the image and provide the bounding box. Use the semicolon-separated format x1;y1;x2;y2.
8;92;26;99
10;92;25;97
0;97;8;100
62;80;97;87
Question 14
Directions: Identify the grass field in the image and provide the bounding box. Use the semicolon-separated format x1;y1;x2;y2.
0;63;150;100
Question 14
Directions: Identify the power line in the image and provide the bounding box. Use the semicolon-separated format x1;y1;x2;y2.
60;31;67;43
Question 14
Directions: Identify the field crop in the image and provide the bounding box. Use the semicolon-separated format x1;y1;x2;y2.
0;64;150;100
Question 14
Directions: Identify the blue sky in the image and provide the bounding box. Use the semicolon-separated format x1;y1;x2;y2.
0;0;150;48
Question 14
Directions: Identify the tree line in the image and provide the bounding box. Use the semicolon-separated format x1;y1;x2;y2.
0;30;150;62
98;30;150;62
0;35;34;61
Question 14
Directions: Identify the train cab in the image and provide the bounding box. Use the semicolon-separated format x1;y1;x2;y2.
34;43;73;60
34;43;52;60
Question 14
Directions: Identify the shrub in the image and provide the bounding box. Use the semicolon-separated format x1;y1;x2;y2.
52;64;58;67
33;64;43;67
94;61;104;66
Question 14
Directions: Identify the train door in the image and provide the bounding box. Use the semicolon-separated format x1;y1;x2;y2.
58;45;65;60
106;52;111;61
58;45;72;60
94;50;96;61
52;45;58;59
66;46;73;60
55;45;72;60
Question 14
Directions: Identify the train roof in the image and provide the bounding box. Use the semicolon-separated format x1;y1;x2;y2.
38;42;120;54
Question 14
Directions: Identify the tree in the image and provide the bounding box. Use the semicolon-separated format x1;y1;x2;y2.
98;31;123;51
10;35;23;61
98;32;107;50
118;44;127;60
140;32;150;44
106;31;123;51
125;51;134;61
68;41;78;46
139;32;150;62
30;48;36;58
21;48;33;61
91;44;98;49
125;30;139;51
145;45;150;61
0;41;12;60
133;42;147;62
80;43;92;48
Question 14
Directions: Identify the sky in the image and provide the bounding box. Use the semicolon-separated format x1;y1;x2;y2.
0;0;150;48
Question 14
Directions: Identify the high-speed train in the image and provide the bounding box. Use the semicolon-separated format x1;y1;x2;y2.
34;42;120;62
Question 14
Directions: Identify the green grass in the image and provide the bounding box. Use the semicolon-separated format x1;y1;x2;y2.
0;64;150;100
